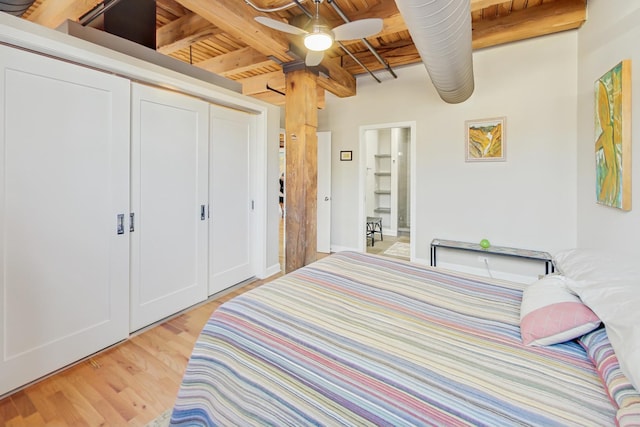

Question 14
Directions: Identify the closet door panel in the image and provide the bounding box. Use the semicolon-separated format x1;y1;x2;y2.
209;105;254;294
130;83;208;331
0;45;130;395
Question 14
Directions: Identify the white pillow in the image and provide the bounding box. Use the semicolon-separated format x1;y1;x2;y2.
520;275;600;346
554;248;640;391
554;248;640;282
567;278;640;393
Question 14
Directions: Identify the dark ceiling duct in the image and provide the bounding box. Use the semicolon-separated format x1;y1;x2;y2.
104;0;156;50
80;0;156;50
0;0;36;17
393;0;475;104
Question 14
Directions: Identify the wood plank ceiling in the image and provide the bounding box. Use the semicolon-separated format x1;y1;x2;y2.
20;0;587;106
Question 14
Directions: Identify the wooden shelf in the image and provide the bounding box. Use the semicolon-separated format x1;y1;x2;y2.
374;207;391;213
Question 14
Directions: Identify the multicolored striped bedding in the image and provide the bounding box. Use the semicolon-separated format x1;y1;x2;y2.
170;251;615;426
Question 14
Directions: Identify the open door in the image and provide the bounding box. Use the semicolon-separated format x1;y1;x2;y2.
317;131;332;253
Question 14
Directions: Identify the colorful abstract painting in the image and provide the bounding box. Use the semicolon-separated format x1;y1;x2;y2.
465;117;506;162
595;60;632;211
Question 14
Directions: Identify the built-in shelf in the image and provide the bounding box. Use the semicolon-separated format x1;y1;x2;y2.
371;145;393;224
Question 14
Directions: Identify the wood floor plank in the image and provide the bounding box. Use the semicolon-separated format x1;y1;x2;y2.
17;412;46;427
64;372;127;427
0;397;18;423
23;382;62;424
10;391;36;419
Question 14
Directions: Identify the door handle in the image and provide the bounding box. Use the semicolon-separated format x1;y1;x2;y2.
324;196;329;201
129;212;135;232
117;214;125;235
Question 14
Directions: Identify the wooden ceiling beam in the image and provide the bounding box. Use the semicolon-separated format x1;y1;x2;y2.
157;12;219;54
26;0;101;28
196;47;272;76
240;70;285;95
249;86;326;109
471;0;513;12
250;90;286;105
241;70;325;108
174;0;292;63
472;0;586;49
332;1;407;35
317;59;356;98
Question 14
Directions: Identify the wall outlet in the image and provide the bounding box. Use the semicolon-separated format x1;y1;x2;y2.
477;256;489;263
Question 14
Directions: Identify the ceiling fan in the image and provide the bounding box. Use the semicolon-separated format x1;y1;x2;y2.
255;0;383;66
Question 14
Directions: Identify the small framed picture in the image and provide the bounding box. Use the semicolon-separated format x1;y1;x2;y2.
465;117;506;162
340;150;353;161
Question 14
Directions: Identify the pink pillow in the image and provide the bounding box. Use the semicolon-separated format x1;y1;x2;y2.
520;275;601;346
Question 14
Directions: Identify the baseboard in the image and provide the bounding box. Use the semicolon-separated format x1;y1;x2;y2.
329;245;360;253
412;256;430;266
261;263;282;279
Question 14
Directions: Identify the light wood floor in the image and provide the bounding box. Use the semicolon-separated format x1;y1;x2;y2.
366;231;411;259
0;278;274;427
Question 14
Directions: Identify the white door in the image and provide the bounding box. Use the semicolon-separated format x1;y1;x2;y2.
0;46;130;395
209;105;255;294
317;131;332;253
130;83;209;332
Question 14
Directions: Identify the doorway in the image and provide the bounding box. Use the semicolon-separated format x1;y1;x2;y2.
279;131;285;272
359;122;416;261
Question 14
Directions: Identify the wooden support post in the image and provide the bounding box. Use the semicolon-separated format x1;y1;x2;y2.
284;69;318;273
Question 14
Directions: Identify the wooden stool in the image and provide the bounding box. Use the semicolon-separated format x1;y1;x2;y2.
366;216;383;246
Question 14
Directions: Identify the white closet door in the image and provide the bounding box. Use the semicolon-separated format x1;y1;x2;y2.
130;83;208;331
209;105;254;294
0;45;130;395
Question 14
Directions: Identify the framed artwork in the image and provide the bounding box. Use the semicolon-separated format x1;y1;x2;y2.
340;150;353;161
595;59;632;211
465;117;506;162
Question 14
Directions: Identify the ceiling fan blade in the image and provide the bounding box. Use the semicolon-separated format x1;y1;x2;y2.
332;18;383;41
305;50;324;66
255;16;307;36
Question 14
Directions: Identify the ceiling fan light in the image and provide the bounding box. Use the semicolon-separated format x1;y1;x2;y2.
304;32;333;51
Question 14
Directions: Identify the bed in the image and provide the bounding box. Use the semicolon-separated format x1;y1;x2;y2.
170;251;640;426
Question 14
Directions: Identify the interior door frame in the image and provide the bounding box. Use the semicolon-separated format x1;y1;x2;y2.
358;121;417;259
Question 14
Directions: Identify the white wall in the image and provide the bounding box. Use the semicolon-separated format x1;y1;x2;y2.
319;31;579;278
576;0;640;259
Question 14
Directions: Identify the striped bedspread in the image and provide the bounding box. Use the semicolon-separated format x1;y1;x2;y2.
170;251;615;426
